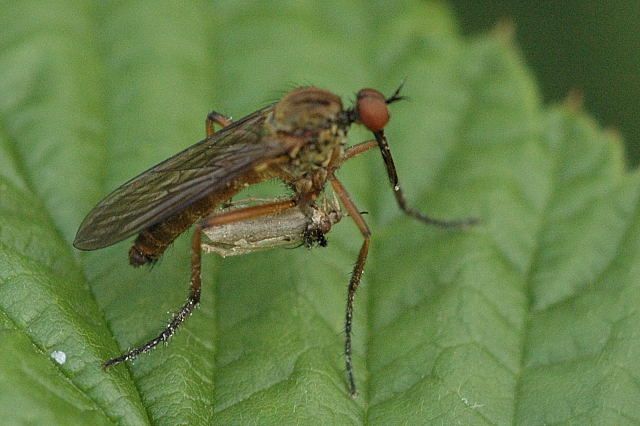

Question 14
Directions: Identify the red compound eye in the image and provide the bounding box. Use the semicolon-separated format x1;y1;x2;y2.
356;88;389;132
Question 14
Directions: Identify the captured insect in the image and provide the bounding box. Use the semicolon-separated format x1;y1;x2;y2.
201;196;342;257
74;84;476;397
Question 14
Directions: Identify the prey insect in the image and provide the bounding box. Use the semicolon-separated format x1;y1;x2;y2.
201;196;342;257
74;84;476;397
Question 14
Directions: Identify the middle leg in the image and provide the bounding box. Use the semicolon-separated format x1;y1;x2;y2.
329;175;371;398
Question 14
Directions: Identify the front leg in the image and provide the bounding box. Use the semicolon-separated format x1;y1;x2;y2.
371;130;478;228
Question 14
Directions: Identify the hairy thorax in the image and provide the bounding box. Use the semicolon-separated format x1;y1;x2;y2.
266;87;348;196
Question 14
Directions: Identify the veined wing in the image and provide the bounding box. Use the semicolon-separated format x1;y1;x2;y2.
74;105;287;250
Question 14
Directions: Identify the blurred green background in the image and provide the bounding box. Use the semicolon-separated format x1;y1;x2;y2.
450;0;640;167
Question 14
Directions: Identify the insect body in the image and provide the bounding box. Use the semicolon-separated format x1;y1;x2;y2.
74;84;475;397
201;196;342;257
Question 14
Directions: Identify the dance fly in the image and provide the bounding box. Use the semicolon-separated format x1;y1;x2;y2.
73;84;476;397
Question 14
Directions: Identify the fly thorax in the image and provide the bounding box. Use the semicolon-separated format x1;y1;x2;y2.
297;124;346;168
289;124;346;196
272;87;343;133
270;86;348;180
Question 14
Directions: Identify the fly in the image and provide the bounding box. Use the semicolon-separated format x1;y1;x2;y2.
74;84;476;397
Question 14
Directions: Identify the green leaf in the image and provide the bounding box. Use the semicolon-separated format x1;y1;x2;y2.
1;1;639;424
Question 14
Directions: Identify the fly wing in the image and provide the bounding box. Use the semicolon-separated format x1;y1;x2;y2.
74;105;288;250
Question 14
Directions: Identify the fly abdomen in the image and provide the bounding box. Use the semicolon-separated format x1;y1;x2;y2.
128;187;241;266
129;209;199;267
129;229;168;266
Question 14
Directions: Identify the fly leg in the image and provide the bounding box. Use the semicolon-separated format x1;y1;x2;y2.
342;139;378;162
199;198;297;228
338;134;478;228
104;199;299;368
329;176;371;398
104;224;204;368
206;111;233;136
372;130;477;227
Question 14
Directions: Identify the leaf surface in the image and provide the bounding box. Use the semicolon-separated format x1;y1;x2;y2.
0;1;638;424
